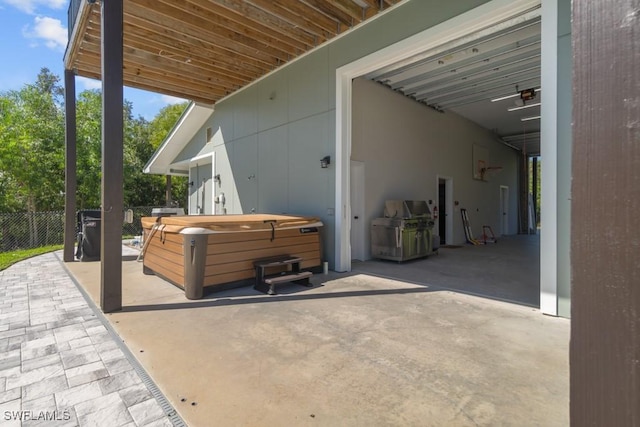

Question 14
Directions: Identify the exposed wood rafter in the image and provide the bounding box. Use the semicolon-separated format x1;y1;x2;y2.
65;0;405;104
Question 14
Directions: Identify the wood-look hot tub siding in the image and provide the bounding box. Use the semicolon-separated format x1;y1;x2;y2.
141;214;323;296
202;227;322;287
143;230;185;287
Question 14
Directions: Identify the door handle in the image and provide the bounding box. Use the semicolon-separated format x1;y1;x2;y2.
354;216;359;219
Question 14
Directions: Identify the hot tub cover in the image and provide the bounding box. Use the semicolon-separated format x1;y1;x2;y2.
141;214;322;234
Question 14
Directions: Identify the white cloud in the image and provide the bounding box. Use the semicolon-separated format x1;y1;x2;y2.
161;95;186;105
22;16;67;51
3;0;66;15
77;76;102;90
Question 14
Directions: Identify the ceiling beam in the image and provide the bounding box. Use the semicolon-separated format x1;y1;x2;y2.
161;0;311;54
77;45;242;93
74;60;222;104
204;0;317;48
123;15;273;71
302;0;358;28
126;1;288;64
249;0;342;39
67;0;409;105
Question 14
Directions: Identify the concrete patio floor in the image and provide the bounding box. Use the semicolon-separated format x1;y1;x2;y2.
61;235;569;426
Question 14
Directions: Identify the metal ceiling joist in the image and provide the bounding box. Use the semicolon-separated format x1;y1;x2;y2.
392;38;541;91
407;54;541;99
367;9;541;80
416;68;541;105
435;77;540;109
360;4;542;155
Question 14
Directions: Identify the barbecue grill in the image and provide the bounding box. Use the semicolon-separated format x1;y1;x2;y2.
371;200;435;262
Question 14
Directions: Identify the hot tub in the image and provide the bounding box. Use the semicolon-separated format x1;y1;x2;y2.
140;214;323;299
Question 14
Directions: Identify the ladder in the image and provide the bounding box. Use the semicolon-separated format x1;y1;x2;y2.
461;209;481;245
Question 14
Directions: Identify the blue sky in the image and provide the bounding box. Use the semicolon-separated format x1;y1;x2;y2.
0;0;185;120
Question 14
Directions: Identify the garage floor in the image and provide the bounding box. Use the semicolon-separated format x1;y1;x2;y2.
354;234;540;307
64;234;568;427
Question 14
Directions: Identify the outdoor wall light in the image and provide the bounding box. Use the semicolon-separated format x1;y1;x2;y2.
320;156;331;168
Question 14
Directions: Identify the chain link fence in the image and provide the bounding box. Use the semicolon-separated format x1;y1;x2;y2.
0;207;158;253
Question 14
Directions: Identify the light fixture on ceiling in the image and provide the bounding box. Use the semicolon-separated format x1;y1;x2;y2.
520;88;537;101
521;115;541;122
491;87;541;103
508;102;541;112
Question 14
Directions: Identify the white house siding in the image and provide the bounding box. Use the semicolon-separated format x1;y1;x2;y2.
172;0;494;268
352;78;519;259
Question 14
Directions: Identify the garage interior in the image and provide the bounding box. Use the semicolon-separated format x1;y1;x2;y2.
347;7;542;308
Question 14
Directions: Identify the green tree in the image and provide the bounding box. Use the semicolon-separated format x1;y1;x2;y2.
0;97;21;212
75;89;103;209
1;69;188;214
146;102;189;208
0;68;65;212
74;91;186;208
0;68;65;245
123;113;166;207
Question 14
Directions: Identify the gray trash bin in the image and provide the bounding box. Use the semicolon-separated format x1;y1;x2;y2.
76;210;101;262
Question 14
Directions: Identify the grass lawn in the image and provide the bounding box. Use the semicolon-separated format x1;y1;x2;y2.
0;245;63;271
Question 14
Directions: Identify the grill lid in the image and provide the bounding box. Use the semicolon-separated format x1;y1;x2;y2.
383;200;432;219
405;200;430;217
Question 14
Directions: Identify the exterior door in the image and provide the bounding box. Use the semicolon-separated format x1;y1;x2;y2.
438;179;446;244
500;186;509;235
188;160;213;215
437;176;453;245
350;161;365;261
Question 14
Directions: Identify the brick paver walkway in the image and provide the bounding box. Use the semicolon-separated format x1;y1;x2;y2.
0;252;179;426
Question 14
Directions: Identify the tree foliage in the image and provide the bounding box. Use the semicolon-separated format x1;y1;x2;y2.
146;103;190;206
0;68;65;213
0;69;188;213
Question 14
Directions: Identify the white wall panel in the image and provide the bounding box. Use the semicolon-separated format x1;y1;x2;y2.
208;105;233;147
287;113;332;216
232;85;258;140
174;129;206;164
287;51;331;123
230;135;258;214
352;78;519;258
257;126;289;213
258;72;289;132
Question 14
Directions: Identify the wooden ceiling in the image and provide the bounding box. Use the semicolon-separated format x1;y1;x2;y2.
65;0;404;104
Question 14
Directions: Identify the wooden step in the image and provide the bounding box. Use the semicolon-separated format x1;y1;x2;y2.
264;271;312;285
255;271;313;295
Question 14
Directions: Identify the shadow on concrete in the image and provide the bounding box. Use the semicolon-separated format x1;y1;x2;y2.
121;286;434;312
120;286;434;312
